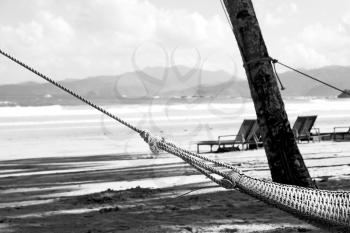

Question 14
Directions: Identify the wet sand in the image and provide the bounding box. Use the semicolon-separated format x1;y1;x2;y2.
1;141;350;233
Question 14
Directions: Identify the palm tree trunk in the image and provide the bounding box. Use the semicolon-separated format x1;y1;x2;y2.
223;0;316;188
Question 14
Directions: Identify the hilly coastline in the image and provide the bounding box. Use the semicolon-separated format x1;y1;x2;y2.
0;65;349;106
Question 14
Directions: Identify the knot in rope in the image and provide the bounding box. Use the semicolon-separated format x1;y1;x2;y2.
243;57;271;68
242;56;285;90
220;178;236;189
269;57;278;64
140;131;164;155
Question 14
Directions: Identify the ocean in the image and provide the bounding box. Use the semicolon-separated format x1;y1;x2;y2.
1;98;350;161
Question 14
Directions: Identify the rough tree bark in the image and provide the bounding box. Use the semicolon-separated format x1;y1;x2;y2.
223;0;316;188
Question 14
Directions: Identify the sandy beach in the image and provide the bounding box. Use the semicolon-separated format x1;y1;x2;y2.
1;142;350;233
1;0;350;231
1;98;350;232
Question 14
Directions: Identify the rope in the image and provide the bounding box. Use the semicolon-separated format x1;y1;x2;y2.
0;49;142;134
241;56;346;94
271;59;286;90
228;171;350;231
273;58;348;95
151;134;350;230
218;0;345;96
219;0;233;32
243;57;271;68
162;139;242;173
242;57;286;91
1;49;350;230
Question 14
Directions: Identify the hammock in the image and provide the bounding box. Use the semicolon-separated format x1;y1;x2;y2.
1;49;349;232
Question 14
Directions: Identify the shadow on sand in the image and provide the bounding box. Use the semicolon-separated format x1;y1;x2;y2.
0;155;345;232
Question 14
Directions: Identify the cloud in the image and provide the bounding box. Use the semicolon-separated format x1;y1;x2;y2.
0;0;238;84
264;13;285;28
301;23;350;51
259;2;299;29
276;2;299;14
284;43;330;68
2;0;348;85
0;11;74;50
280;22;350;68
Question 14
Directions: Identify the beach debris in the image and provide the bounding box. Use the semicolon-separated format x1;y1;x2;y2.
98;206;119;214
0;218;8;223
69;186;160;205
219;228;238;233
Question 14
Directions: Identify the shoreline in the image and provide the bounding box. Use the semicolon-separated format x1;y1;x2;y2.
0;96;348;108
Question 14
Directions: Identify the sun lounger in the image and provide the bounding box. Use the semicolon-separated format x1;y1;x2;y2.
292;115;320;142
196;119;262;153
333;126;350;141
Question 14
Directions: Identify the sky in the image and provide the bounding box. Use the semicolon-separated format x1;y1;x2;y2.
1;0;350;84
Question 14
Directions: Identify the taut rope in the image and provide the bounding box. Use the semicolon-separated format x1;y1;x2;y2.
272;58;349;96
0;49;142;134
1;49;350;232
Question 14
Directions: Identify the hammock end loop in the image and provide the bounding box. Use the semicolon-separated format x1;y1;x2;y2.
140;130;164;155
220;178;236;189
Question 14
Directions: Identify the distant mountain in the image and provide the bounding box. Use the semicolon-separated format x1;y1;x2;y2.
0;65;349;106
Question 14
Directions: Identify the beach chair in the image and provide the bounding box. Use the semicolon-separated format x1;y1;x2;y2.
292;115;320;143
217;119;262;151
333;126;350;141
196;140;221;153
196;119;262;153
246;121;263;149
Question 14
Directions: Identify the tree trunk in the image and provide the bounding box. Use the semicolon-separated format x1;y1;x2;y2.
223;0;316;188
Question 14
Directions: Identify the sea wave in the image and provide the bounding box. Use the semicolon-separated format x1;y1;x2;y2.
0;102;253;117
